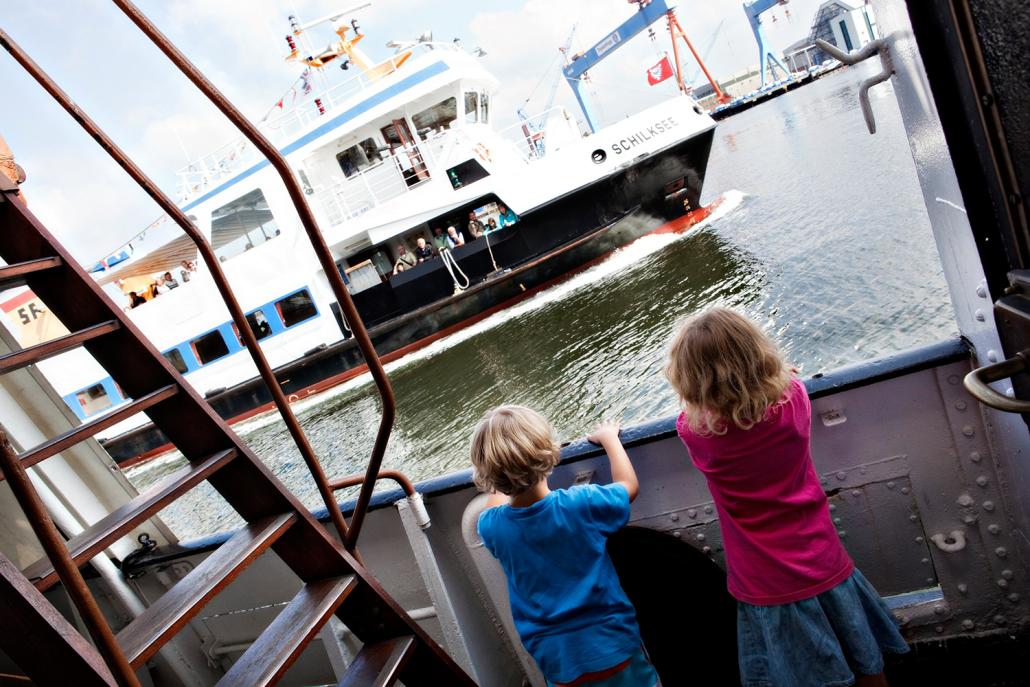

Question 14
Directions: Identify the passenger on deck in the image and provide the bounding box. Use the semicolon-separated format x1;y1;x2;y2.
485;217;499;233
446;225;465;249
180;259;197;283
432;227;449;252
498;204;518;227
414;237;434;263
392;243;417;274
128;291;146;308
473;407;659;687
162;271;179;290
468;211;485;239
667;308;909;687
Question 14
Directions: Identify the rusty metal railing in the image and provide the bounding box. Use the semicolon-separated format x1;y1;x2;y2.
0;1;395;551
329;469;416;497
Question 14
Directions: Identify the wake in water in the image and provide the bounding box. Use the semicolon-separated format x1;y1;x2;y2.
226;191;747;436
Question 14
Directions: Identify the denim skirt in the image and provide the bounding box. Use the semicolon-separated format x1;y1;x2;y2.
736;568;909;687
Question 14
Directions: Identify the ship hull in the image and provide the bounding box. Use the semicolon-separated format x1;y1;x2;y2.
103;129;716;463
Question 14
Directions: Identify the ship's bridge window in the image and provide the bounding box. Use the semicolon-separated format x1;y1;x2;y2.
276;289;318;327
480;93;490;123
337;138;383;178
464;92;480;123
212;189;280;262
191;330;230;365
413;97;457;138
76;383;113;416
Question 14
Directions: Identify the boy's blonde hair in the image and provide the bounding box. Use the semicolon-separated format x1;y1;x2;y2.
470;405;561;495
665;306;792;435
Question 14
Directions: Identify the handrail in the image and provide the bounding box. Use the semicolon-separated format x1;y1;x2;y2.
0;28;353;547
111;0;394;551
329;469;416;497
0;430;140;687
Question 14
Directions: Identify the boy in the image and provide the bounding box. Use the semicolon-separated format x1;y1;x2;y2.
472;406;659;687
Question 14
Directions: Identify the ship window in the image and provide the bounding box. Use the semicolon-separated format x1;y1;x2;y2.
76;383;113;416
191;330;230;365
276;290;318;327
337;138;382;178
163;349;189;374
412;97;457;137
480;93;490;123
464;92;479;123
211;189;280;262
233;309;274;344
446;159;490;190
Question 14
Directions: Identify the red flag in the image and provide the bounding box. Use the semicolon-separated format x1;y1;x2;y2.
647;56;674;86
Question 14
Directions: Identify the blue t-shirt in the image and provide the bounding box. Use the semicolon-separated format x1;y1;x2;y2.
478;484;642;683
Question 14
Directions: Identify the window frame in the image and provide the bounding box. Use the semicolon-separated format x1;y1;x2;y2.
274;288;320;328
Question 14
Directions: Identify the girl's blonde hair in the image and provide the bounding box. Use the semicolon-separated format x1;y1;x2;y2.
665;307;792;435
470;405;561;495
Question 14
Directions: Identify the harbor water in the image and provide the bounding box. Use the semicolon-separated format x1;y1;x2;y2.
127;64;955;540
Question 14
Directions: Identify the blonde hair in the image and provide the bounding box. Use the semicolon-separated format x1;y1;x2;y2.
665;307;792;435
470;405;561;495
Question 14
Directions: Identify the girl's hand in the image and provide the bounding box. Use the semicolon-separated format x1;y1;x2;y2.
587;420;622;446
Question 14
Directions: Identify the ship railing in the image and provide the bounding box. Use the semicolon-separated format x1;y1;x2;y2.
314;147;436;226
175;44;454;198
495;106;577;162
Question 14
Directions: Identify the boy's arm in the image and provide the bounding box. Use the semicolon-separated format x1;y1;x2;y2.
587;421;639;502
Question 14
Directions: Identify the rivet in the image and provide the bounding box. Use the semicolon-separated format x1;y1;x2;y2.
933;604;946;616
915;536;924;544
887;481;896;490
922;558;931;565
993;615;1006;625
838;530;847;538
926;578;935;584
957;494;975;507
976;283;987;298
829;504;837;512
901;486;911;495
983;500;995;511
1008;593;1021;603
957;583;968;594
962;425;975;437
909;514;919;522
834;517;842;525
955;400;968;411
964;514;979;525
935;625;945;634
696;533;706;542
962;619;975;630
851;489;861;498
1002;569;1014;580
948;375;961;385
970;451;982;463
1006;387;1015;397
997;579;1009;589
673;531;681;538
895;614;909;625
976;475;989;487
687;509;697;519
670;514;680;522
836;471;847;481
996;547;1008;558
975;309;985;322
704;505;713;515
988;524;1001;535
702;546;712;554
987;350;999;363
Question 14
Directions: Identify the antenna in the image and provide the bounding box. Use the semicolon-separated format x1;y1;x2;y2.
296;2;372;32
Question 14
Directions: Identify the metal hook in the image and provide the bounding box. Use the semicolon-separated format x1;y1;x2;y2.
816;38;895;134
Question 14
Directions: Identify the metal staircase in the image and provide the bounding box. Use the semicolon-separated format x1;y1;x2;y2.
0;3;476;684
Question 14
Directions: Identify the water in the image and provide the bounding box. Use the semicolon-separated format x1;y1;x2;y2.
127;65;955;540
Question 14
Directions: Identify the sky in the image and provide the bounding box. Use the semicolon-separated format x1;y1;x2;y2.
0;0;828;265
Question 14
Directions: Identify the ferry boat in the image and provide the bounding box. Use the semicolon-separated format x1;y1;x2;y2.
2;1;1030;686
16;1;718;465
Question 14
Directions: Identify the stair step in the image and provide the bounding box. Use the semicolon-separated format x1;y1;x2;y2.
19;384;178;469
118;513;295;668
338;636;416;687
0;256;62;286
23;448;238;592
0;320;120;374
216;575;358;687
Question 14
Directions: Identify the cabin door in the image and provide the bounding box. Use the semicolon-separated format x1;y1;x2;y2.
382;119;429;186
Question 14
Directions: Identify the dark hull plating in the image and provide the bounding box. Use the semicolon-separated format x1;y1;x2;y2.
103;129;716;463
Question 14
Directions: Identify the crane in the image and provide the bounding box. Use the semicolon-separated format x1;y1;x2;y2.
743;0;791;89
516;25;577;157
687;19;725;86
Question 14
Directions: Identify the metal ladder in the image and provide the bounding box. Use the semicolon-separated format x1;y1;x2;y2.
0;3;476;685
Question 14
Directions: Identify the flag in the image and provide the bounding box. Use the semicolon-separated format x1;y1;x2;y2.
300;68;312;94
647;56;674;86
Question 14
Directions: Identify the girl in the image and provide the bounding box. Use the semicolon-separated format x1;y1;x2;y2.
665;307;908;687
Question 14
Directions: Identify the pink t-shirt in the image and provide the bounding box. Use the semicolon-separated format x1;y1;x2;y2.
676;377;853;606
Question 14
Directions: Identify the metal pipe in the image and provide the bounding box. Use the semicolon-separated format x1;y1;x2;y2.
0;431;140;687
329;468;415;496
109;0;396;551
0;26;353;547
